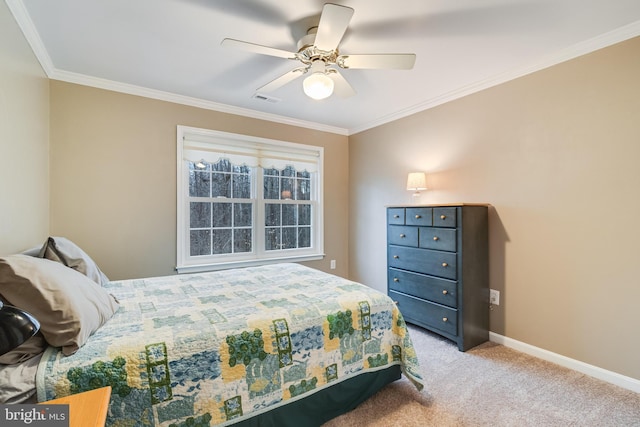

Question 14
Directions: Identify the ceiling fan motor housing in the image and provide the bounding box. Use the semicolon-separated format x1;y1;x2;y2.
296;26;338;67
297;27;317;51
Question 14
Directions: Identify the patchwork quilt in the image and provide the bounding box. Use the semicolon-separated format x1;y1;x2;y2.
37;263;423;426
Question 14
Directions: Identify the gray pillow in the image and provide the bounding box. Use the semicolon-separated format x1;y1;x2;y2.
0;255;119;356
0;332;47;365
38;237;110;286
0;354;41;403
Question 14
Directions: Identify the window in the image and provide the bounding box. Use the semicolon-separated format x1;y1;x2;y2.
176;126;324;273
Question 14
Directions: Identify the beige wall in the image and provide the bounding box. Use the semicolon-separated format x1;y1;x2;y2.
5;0;638;384
349;37;640;380
0;2;49;255
49;81;349;280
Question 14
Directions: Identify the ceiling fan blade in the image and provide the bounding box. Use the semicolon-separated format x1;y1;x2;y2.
314;3;354;51
338;54;416;70
328;70;356;98
221;38;296;59
256;67;306;93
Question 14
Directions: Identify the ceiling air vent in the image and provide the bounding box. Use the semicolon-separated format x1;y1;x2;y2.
252;93;281;103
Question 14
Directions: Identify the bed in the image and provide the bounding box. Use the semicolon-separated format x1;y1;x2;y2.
0;238;423;426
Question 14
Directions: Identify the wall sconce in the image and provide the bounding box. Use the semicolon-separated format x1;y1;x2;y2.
406;172;427;197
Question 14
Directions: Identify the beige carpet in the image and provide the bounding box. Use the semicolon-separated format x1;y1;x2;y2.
322;325;640;427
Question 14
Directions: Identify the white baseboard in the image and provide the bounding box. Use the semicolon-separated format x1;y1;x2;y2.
489;332;640;393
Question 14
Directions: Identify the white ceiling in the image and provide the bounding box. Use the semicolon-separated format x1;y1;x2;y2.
8;0;640;135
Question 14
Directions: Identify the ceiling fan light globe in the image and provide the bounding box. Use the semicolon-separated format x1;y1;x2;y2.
303;72;334;100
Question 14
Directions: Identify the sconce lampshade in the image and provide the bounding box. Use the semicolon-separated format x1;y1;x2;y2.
0;301;40;356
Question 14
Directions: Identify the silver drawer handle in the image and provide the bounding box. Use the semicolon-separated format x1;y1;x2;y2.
433;236;439;241
393;214;400;218
415;214;421;219
400;234;406;238
393;278;399;282
442;290;448;295
442;262;448;267
442;317;448;322
393;255;399;259
440;215;446;220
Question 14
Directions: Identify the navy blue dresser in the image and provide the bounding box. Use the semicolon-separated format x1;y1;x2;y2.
387;204;489;351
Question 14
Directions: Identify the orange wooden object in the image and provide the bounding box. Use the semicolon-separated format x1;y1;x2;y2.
41;386;111;427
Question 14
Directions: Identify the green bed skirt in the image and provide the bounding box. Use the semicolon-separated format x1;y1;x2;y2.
234;365;402;427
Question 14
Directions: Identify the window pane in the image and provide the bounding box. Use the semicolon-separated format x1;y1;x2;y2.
190;230;211;256
282;166;296;177
265;228;280;251
297;178;311;200
234;229;252;253
212;229;232;254
297;170;310;179
234;203;252;227
189;170;210;197
212;159;232;172
299;204;311;226
298;227;311;248
282;227;297;249
264;176;279;200
282;204;296;226
233;164;250;174
264;168;279;177
212;173;231;198
265;203;280;227
190;202;211;228
280;178;294;200
232;173;251;199
213;203;232;227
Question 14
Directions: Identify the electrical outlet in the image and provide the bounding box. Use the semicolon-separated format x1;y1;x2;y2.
330;260;336;269
489;289;500;306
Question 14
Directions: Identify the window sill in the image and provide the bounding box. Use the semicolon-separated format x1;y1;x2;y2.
175;253;325;274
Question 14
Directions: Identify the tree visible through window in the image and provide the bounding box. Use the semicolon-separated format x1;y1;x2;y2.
188;159;253;256
177;126;323;273
264;166;312;251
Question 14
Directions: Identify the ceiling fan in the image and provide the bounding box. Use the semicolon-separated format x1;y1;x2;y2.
221;3;416;100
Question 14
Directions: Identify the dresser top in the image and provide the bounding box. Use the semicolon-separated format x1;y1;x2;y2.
386;203;490;207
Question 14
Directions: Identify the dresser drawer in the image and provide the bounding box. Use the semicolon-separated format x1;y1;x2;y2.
390;290;457;336
419;227;456;252
388;268;457;308
388;245;457;280
405;207;433;226
433;207;457;227
387;208;405;225
388;225;418;247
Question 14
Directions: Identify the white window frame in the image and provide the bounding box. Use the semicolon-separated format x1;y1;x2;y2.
176;125;324;273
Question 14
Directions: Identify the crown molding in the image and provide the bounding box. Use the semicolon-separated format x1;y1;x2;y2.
6;0;348;135
7;0;639;137
348;19;640;135
48;69;349;135
5;0;54;75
